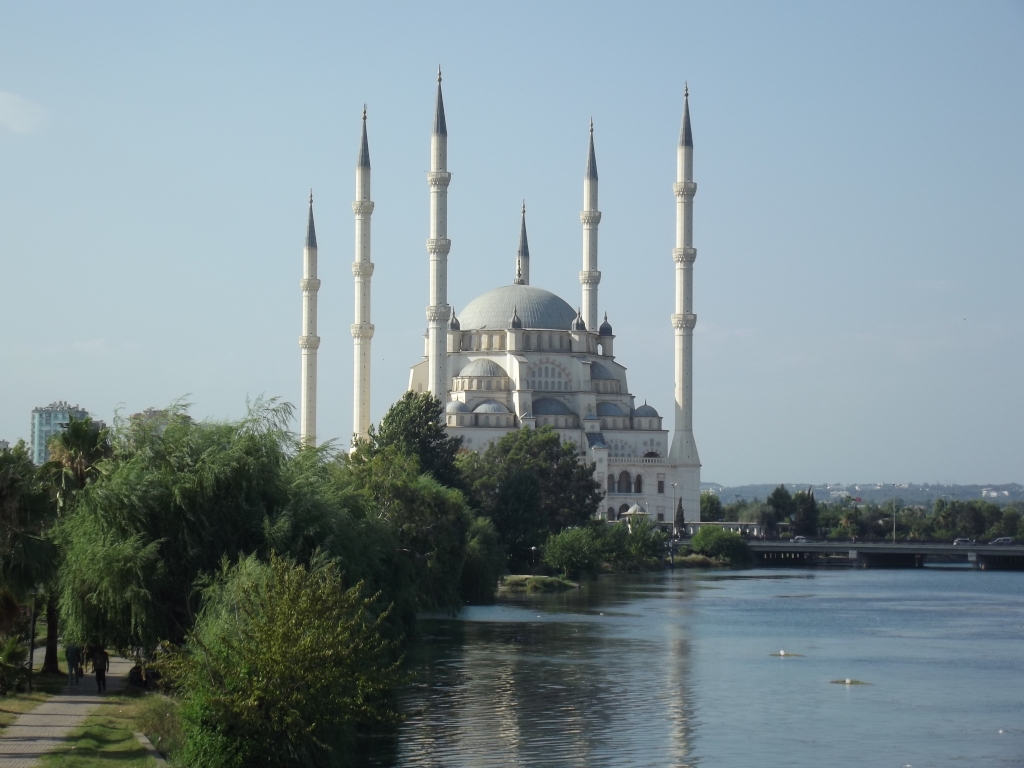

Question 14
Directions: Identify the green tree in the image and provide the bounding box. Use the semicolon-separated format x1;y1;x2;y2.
700;491;723;521
542;527;601;579
40;416;111;672
792;488;819;537
767;485;795;522
169;555;400;768
0;442;57;631
357;392;463;489
674;497;685;531
458;427;602;571
459;516;505;604
690;526;752;566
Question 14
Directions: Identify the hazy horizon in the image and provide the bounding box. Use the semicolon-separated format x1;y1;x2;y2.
2;2;1022;486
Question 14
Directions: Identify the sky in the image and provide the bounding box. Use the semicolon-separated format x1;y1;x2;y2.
1;1;1022;486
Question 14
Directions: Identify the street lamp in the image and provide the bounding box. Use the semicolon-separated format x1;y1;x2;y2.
670;482;678;538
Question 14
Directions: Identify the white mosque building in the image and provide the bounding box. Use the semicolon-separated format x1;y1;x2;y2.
300;72;702;525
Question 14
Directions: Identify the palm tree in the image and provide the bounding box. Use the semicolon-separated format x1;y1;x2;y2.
39;417;110;672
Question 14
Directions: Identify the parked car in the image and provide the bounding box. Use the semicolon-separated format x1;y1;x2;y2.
988;537;1014;545
792;536;810;543
952;538;975;546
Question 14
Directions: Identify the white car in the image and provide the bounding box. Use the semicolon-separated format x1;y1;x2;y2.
792;536;810;543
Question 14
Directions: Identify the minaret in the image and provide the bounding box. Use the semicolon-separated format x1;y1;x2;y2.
426;68;452;402
514;202;529;285
299;192;320;446
580;119;601;332
669;85;701;492
351;106;375;442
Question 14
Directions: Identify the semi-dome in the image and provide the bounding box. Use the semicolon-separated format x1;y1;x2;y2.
445;400;471;413
458;358;507;378
472;399;509;413
532;397;574;416
596;401;626;416
633;403;659;417
459;284;578;330
590;361;616;380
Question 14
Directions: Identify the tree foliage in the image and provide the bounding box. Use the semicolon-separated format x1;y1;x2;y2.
700;491;723;521
792;487;819;536
690;526;752;567
168;555;400;768
458;427;603;571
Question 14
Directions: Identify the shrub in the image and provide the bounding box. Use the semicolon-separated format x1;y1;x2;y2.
167;554;401;768
689;527;752;567
543;527;601;579
459;516;505;603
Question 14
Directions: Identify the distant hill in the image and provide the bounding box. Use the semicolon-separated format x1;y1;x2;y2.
700;482;1024;507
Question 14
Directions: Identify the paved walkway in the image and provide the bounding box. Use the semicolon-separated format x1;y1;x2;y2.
0;657;133;767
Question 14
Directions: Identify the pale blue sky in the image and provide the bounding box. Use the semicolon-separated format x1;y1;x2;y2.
2;2;1022;485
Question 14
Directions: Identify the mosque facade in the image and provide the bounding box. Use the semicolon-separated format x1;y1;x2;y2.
300;72;702;525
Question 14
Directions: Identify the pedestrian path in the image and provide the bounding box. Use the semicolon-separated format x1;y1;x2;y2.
0;657;133;767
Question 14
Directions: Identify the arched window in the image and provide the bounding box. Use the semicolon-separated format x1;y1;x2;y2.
618;503;630;518
634;475;643;494
486;380;492;390
618;471;632;494
607;508;615;521
608;474;615;493
524;334;531;349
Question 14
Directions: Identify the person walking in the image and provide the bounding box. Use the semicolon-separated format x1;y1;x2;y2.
64;644;81;686
92;646;109;693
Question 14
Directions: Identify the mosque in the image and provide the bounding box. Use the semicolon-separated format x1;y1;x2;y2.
298;72;702;525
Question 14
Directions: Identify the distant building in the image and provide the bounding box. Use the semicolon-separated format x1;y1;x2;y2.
0;439;9;452
29;401;103;465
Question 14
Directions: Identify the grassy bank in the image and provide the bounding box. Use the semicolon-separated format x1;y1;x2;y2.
38;687;180;767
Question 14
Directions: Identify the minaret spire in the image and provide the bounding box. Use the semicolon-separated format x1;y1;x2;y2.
352;107;376;443
514;202;530;285
669;83;701;521
425;68;452;403
580;118;602;332
299;192;321;446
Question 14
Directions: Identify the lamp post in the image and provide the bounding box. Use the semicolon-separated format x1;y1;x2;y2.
671;482;678;538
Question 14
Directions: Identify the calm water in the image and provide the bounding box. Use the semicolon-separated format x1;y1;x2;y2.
360;567;1024;767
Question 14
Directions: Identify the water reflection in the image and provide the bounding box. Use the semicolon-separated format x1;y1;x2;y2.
363;577;697;767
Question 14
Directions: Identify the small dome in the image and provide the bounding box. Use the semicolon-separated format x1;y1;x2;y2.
532;397;574;416
449;308;461;331
599;312;613;336
573;308;587;331
509;306;522;329
445;400;471;413
633;403;660;418
472;399;509;414
596;401;626;416
458;358;508;378
590;361;616;380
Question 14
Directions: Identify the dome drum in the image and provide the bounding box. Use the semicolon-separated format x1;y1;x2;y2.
453;357;511;394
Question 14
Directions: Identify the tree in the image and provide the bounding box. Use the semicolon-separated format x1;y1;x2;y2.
674;497;685;531
169;555;400;768
792;488;819;537
767;485;795;522
700;491;723;522
543;527;601;580
0;442;57;632
458;427;603;571
357;392;463;489
689;527;751;567
40;416;111;672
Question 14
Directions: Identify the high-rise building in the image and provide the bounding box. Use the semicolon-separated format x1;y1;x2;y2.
30;401;102;465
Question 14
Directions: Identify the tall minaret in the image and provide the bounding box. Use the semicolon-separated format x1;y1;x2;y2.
514;202;529;285
299;192;320;446
580;119;601;332
669;85;701;504
351;107;375;442
426;68;452;402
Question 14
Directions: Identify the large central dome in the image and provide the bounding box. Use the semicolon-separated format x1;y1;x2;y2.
458;284;577;330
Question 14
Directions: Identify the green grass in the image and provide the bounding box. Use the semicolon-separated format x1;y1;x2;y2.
0;668;70;732
38;689;159;767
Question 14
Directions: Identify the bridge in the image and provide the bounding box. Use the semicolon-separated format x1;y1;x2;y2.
745;540;1024;570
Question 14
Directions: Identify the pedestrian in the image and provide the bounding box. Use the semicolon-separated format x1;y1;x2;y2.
64;643;81;686
93;646;109;693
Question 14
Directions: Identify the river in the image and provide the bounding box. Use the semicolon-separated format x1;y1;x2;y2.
358;567;1024;767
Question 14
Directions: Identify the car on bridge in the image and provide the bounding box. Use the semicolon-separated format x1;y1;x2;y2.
792;536;811;543
989;537;1014;545
953;538;975;546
